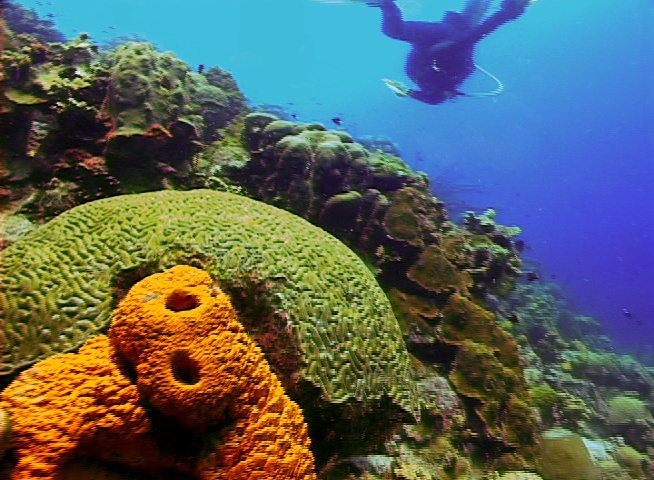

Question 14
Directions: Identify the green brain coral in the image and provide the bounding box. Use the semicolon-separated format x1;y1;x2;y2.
0;189;419;418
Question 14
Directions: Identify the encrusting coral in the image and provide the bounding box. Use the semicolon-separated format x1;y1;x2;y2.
0;265;317;479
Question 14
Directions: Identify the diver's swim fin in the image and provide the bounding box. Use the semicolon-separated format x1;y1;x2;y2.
382;78;410;97
310;0;368;4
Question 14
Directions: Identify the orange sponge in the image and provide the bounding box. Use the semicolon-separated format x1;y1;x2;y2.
0;265;317;479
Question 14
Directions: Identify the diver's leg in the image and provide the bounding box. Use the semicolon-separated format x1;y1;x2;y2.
470;0;528;41
460;0;492;26
367;0;406;40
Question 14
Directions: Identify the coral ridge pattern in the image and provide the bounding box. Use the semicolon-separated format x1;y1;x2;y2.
0;189;420;418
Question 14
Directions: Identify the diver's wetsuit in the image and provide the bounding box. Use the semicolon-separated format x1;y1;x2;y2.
372;0;528;104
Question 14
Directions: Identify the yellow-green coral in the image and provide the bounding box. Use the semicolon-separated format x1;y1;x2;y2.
607;395;652;425
0;189;420;419
448;340;537;449
613;445;646;478
441;294;519;367
407;245;472;295
383;187;446;248
537;429;598;480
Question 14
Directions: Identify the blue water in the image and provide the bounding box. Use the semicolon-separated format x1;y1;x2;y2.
21;0;654;355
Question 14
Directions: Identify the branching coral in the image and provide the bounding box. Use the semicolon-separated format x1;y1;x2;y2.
0;265;317;479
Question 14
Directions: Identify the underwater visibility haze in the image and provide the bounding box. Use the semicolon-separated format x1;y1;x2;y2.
17;0;653;353
1;0;654;478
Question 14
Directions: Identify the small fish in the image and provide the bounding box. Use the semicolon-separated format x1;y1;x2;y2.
525;272;539;282
197;64;205;74
291;113;298;119
513;239;525;252
331;117;342;126
622;308;633;319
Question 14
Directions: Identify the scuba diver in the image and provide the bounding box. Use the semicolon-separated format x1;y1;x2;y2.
366;0;531;104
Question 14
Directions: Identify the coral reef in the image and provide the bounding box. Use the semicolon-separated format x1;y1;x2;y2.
103;42;200;137
608;395;653;425
1;33;106;156
0;189;420;465
238;116;373;219
613;445;647;478
355;134;402;157
0;214;34;249
3;1;66;43
202;112;536;462
0;32;247;214
199;66;248;142
100;42;205;190
3;22;654;479
24;149;121;219
0;265;317;479
537;428;598;480
450;208;523;296
499;282;610;353
487;276;654;477
230;112;522;299
436;293;537;447
567;346;653;396
494;473;544;480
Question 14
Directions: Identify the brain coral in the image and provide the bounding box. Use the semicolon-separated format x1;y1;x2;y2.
0;265;317;479
0;189;420;419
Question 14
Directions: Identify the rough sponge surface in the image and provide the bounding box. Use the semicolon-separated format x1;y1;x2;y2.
0;189;419;417
1;265;317;479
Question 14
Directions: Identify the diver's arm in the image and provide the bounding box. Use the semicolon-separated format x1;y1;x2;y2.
369;0;452;43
